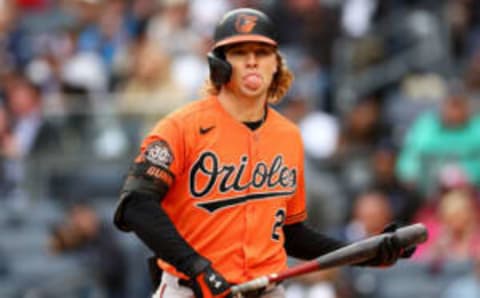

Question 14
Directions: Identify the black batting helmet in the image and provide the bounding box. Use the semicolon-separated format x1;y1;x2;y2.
208;8;278;87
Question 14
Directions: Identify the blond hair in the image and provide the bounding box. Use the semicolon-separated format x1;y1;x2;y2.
201;51;294;104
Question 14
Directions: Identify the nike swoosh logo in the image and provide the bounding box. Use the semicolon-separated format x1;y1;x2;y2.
200;126;215;135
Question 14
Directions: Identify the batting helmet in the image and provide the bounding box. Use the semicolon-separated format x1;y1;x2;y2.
208;8;278;87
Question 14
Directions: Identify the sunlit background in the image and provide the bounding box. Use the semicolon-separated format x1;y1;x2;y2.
1;0;479;297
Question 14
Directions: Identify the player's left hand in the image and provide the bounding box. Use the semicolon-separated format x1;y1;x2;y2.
191;265;232;298
359;222;417;267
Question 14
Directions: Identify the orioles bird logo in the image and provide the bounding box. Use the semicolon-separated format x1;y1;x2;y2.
235;14;258;33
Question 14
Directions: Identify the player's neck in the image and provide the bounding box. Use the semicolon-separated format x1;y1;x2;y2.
217;89;267;122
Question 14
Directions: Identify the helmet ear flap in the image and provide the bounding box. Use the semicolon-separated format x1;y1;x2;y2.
207;51;232;88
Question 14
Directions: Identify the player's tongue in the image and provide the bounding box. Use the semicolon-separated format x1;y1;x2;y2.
244;74;262;90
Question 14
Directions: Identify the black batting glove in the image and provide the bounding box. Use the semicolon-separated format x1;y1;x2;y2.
358;222;417;267
191;265;232;298
384;223;417;259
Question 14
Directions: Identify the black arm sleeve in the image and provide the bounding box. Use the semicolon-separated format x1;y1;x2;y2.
283;222;346;260
121;192;209;277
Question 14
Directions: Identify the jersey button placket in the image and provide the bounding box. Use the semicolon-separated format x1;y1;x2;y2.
252;132;260;158
246;131;260;278
243;131;257;277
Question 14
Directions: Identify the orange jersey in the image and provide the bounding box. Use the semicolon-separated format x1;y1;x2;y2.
138;96;307;283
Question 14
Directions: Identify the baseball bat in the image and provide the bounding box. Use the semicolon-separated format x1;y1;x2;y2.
230;223;428;296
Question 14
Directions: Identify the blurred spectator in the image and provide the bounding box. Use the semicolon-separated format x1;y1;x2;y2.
279;96;346;229
0;104;17;196
49;201;128;298
287;48;332;112
339;190;394;242
383;69;447;145
442;255;480;298
414;188;480;263
125;0;158;38
446;0;480;64
5;75;61;158
118;39;187;133
74;0;132;74
146;0;211;100
436;163;476;195
333;190;397;298
463;48;480;113
3;75;61;202
147;0;198;57
335;95;385;158
369;140;420;223
264;0;340;111
334;95;387;199
446;0;473;61
396;84;480;197
410;163;476;242
0;0;33;73
265;0;340;69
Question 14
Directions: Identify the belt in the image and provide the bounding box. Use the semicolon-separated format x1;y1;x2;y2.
178;278;192;288
178;278;280;298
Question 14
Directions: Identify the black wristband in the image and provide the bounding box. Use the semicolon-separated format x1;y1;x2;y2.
177;255;211;278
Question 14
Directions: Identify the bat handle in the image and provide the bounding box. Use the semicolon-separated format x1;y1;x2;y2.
230;275;271;296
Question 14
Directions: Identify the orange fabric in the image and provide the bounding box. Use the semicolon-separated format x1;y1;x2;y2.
140;96;307;283
214;35;277;49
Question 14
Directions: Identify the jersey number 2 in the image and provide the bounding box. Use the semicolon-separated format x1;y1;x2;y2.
271;209;286;241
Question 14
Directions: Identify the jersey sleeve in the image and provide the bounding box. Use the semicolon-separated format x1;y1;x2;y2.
285;134;307;225
136;117;185;187
113;117;184;231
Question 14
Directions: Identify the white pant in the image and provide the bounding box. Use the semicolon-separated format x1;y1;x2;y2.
152;271;285;298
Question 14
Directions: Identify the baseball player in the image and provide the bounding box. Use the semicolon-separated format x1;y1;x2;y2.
113;8;413;298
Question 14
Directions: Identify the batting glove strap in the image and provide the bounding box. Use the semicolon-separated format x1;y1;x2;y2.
191;265;232;298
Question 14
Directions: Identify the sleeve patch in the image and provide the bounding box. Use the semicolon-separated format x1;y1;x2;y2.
144;141;174;168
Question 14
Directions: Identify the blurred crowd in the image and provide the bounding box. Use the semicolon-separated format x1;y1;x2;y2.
1;0;480;297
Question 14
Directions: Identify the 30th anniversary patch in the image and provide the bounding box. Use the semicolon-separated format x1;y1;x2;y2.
144;140;174;168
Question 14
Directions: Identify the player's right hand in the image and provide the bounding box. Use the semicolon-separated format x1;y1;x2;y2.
359;222;417;267
191;265;232;298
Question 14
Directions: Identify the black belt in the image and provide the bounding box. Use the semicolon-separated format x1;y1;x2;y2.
178;278;192;288
178;278;279;298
